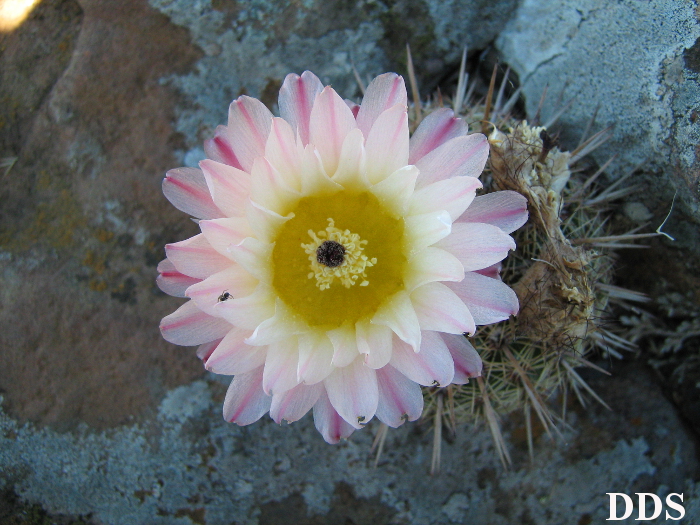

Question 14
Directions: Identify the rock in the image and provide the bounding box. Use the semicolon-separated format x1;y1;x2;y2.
496;0;700;227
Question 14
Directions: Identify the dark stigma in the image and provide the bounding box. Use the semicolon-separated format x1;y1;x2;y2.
316;240;345;268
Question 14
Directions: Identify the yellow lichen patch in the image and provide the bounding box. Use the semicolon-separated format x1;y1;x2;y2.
302;218;377;290
272;191;406;329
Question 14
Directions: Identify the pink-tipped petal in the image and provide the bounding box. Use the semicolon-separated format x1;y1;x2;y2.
265;117;303;192
313;389;355;444
475;262;502;280
226;96;274;172
458;190;529;233
165;234;231;280
162;167;222;220
205;326;264;375
227;237;273;283
328;325;361;368
196;339;221;364
279;71;324;146
356;73;407;138
249;157;299;216
410;282;476;335
223;367;271;425
355;320;393;369
408;176;482;221
332;128;369;191
389;332;455;387
199;159;251;217
370;165;418;217
404;211;452;257
375;366;423;427
435;222;516;272
156;258;201;297
204;125;244;170
408;107;468;164
160;300;231;346
270;382;323;424
185;265;257;316
372;290;421;351
309;86;358;176
447;271;519;325
345;99;360;117
324;358;378;429
404;247;465;292
262;338;300;396
297;333;335;385
441;333;482;384
365;104;409;185
199;217;254;259
215;283;275;330
415;133;489;189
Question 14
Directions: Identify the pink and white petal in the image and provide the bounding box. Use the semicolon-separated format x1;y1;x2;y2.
227;237;273;283
309;86;358;176
215;283;275;330
457;191;529;233
297;332;335;385
355;320;393;369
265;117;303;192
372;290;421;351
262;338;300;396
324;357;378;429
165;234;232;279
313;389;355;444
246;299;307;346
345;99;360;118
199;217;254;259
204;125;244;170
199;159;251;217
375;365;424;427
408;176;482;221
332;128;369;191
160;300;231;346
185;265;257;316
223;367;271;426
475;262;502;280
414;133;489;189
249;157;300;216
156;258;200;298
196;338;221;364
446;271;519;325
328;324;361;368
226;95;274;173
403;210;452;257
278;71;324;146
370;165;418;217
365;104;409;185
162;167;222;220
205;326;265;375
404;246;464;292
435;222;516;272
245;200;293;243
270;382;323;424
300;144;343;197
408;108;468;164
389;332;454;387
410;282;476;335
441;333;482;384
356;73;407;138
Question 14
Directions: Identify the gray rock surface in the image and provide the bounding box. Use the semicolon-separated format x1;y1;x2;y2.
497;0;700;225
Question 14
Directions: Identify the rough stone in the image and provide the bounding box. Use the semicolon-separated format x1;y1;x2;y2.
496;0;700;224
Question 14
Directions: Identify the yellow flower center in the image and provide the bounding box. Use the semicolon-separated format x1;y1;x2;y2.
301;218;377;291
272;191;406;328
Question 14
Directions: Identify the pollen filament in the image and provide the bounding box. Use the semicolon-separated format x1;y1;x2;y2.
302;218;377;290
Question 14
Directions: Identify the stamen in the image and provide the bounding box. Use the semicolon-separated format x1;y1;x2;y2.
302;218;377;290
